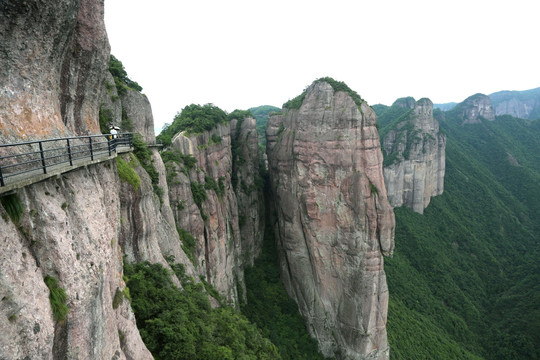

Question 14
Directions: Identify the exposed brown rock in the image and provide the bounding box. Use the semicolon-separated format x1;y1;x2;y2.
167;124;245;303
266;80;394;359
120;90;156;143
0;0;109;142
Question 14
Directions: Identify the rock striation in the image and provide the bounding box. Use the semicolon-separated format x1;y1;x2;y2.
163;116;263;303
381;98;446;214
0;162;153;360
266;79;395;359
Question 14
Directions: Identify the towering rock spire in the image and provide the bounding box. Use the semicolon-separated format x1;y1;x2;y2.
381;98;446;213
266;79;394;359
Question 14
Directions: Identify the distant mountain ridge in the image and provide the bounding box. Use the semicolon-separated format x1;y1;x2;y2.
489;87;540;120
433;87;540;120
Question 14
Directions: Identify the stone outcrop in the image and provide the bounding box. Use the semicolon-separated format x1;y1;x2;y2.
0;0;109;142
165;122;243;303
266;80;395;359
99;74;155;143
454;93;495;124
381;98;446;214
118;150;196;275
120;90;156;143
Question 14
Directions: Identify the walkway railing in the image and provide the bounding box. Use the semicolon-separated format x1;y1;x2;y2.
0;133;133;187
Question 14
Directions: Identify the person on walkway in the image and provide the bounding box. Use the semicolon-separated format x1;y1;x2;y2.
109;126;119;152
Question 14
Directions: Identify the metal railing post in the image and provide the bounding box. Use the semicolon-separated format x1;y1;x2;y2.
89;136;94;161
0;165;4;187
67;138;73;166
108;136;112;156
39;141;47;174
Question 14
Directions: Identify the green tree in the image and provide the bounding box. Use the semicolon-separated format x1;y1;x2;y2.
109;54;143;95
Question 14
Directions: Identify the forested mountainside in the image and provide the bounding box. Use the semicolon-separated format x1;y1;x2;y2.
376;101;540;359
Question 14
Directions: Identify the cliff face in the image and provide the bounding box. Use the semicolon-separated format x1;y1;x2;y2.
0;0;109;142
0;164;152;360
454;93;495;124
0;0;198;357
162;117;263;302
489;87;540;120
381;98;446;214
266;80;395;359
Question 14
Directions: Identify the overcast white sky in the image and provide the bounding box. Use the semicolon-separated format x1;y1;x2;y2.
104;0;540;133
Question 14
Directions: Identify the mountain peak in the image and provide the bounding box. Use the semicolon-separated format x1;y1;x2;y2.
455;93;495;124
392;97;416;109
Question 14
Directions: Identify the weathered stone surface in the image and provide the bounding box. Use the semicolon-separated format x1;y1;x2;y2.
266;80;394;359
118;151;195;276
0;164;152;360
98;72;123;130
455;93;495;124
0;0;193;356
231;117;264;266
168;124;245;303
0;0;109;142
120;90;156;143
382;98;446;213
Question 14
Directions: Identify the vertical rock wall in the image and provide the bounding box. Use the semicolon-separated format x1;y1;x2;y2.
0;164;152;359
167;123;244;303
266;80;394;359
0;0;197;356
0;0;109;142
382;98;446;214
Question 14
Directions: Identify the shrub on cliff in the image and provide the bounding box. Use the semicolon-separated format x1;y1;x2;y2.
158;104;228;146
44;275;68;322
109;55;142;95
0;193;24;225
116;156;141;191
